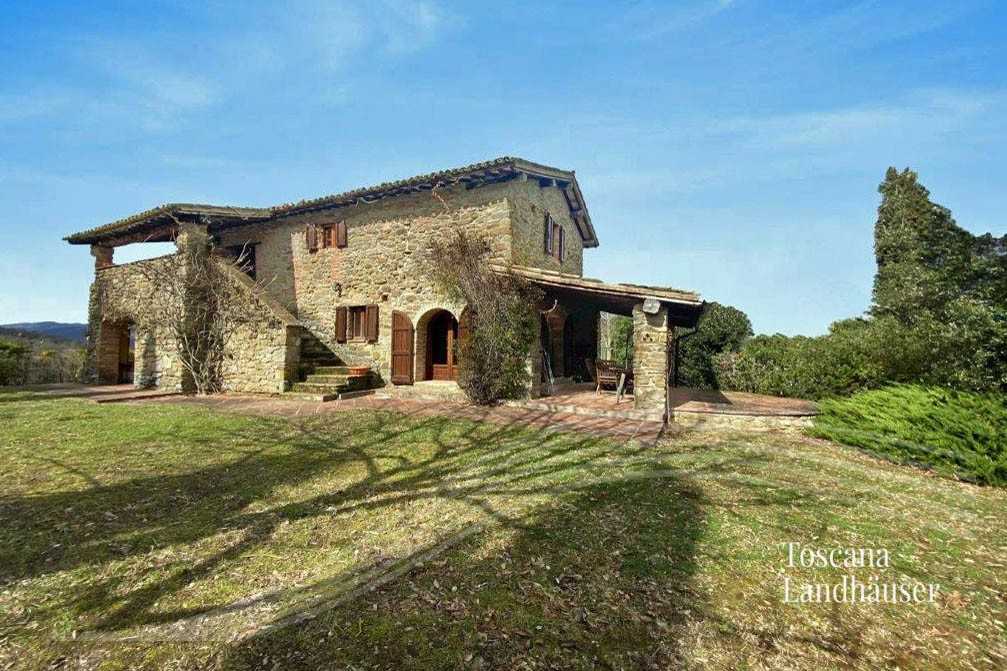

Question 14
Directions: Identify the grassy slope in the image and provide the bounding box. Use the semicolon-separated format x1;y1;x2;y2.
810;385;1007;486
0;391;1004;670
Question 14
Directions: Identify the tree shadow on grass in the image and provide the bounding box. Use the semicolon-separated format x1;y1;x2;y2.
1;403;689;639
0;397;884;669
218;469;709;670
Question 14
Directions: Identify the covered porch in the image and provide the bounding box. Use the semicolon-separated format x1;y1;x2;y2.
497;264;706;422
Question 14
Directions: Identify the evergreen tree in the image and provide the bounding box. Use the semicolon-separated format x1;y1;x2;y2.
678;302;753;389
871;167;975;323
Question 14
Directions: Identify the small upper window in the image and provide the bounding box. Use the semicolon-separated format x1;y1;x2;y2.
544;213;555;256
322;221;348;249
544;213;564;262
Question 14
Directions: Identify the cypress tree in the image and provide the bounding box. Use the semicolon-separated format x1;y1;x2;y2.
871;167;975;323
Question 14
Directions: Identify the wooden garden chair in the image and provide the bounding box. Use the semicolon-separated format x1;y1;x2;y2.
594;359;622;394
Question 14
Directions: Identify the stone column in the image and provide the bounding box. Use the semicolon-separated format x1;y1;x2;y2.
632;302;671;417
91;245;114;269
174;220;211;394
175;220;211;252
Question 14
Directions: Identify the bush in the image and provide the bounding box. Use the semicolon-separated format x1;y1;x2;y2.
607;316;633;367
677;302;752;388
0;339;29;386
429;232;542;404
716;307;1007;400
809;385;1007;487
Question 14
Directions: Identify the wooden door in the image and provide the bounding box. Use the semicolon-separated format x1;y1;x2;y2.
391;311;414;385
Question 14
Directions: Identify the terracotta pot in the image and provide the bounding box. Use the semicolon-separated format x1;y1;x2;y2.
347;366;371;376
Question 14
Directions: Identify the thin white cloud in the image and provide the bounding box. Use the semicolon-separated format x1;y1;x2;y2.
0;88;77;123
714;89;1007;150
619;0;737;41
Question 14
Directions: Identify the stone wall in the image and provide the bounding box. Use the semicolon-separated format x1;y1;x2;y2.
217;178;589;385
87;251;298;394
214;258;300;394
632;304;671;416
508;178;584;275
87;255;185;389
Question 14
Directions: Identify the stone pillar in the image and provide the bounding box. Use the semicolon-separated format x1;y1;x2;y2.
543;310;565;378
174;220;211;393
632;303;671;417
597;312;611;360
174;221;210;252
91;245;114;269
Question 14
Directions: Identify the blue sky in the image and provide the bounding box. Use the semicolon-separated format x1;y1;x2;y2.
1;1;1004;335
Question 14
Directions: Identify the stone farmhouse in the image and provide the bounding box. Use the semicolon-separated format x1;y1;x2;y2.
66;157;703;420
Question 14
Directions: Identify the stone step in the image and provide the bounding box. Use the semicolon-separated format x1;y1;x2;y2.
302;348;340;359
310;365;353;375
283;388;376;403
283;391;341;402
306;370;370;380
305;374;350;385
291;382;349;394
301;356;343;365
305;374;371;387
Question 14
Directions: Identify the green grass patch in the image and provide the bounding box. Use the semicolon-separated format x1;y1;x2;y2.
1;392;1005;669
809;384;1007;486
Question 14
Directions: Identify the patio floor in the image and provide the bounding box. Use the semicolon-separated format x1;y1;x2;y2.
3;383;180;403
514;383;818;422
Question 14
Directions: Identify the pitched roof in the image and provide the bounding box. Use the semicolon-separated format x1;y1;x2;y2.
65;157;598;246
64;204;272;245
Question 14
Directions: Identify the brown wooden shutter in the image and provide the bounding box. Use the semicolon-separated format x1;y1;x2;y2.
335;221;348;248
544;214;553;254
335;306;348;342
306;224;319;252
365;304;379;343
391;311;414;384
558;226;565;262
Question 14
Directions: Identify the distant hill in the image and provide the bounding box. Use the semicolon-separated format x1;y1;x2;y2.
0;322;87;343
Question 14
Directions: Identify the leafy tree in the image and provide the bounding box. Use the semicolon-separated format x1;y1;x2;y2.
608;316;633;367
677;302;752;388
0;339;29;386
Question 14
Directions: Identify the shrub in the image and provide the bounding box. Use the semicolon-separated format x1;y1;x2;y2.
716;306;1007;400
608;316;633;367
0;339;29;386
809;385;1007;487
429;232;542;404
677;302;752;388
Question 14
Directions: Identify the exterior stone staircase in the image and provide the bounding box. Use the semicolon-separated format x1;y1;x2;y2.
285;330;378;401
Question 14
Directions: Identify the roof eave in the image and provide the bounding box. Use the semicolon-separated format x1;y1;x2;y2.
65;204;273;245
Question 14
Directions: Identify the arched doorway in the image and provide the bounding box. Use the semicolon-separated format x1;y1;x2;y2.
425;309;459;380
